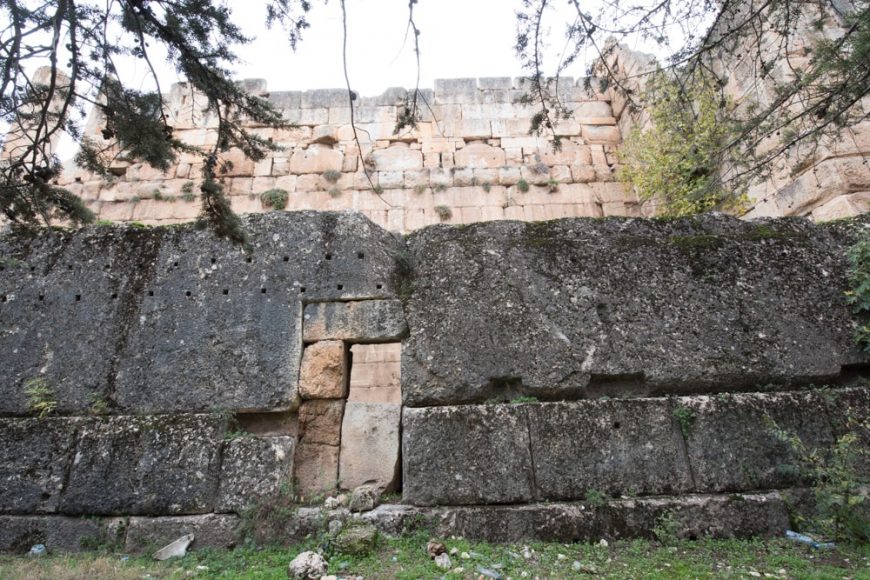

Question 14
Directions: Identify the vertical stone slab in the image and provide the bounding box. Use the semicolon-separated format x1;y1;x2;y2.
216;436;295;513
338;402;401;491
682;391;835;492
294;443;339;497
348;343;401;403
527;399;693;500
299;341;347;399
402;405;535;506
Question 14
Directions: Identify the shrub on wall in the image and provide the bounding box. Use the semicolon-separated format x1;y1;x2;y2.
260;188;289;210
619;70;748;217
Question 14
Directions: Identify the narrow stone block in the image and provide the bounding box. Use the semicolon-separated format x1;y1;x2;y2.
299;340;347;399
339;402;401;491
125;514;240;552
294;443;339;497
298;400;345;446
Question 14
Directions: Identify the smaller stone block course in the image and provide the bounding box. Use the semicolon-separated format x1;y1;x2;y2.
402;405;535;506
682;391;837;492
299;340;347;399
528;399;693;499
125;514;240;552
0;515;123;554
60;414;225;516
216;436;294;513
0;417;81;514
294;443;340;497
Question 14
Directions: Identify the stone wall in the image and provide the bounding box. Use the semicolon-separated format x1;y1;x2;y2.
48;78;639;232
1;212;869;551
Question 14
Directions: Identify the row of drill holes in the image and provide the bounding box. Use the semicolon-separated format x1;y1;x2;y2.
3;283;384;303
8;252;369;273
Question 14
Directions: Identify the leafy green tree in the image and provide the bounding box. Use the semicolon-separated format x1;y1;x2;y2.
618;70;748;216
0;0;312;242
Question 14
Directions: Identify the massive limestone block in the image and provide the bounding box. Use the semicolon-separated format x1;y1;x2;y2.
370;144;423;171
111;212;402;413
59;414;225;515
339;402;401;491
303;299;408;342
527;399;693;499
299;340;347;399
453;143;506;168
402;405;535;506
216;436;295;513
401;215;870;406
0;227;161;415
682;391;836;492
0;418;81;514
289;144;343;174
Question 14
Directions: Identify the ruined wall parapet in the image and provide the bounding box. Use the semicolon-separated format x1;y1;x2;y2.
55;77;641;231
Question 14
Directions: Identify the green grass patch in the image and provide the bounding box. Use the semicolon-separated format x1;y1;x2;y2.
1;534;868;579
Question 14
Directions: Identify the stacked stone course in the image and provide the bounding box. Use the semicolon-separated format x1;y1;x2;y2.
52;77;640;231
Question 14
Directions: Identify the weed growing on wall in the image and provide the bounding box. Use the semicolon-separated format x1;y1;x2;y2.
24;377;56;418
322;170;342;183
260;188;289;210
434;205;452;221
672;404;696;438
517;179;530;193
619;70;748;217
769;415;869;543
845;236;870;350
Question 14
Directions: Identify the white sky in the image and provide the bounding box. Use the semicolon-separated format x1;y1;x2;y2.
124;0;613;97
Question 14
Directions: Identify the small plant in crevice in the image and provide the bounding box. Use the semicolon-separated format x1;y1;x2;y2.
653;510;682;546
413;184;428;195
89;392;110;415
434;205;452;221
845;236;870;351
546;179;559;193
181;181;194;194
509;395;539;404
129;195;141;203
372;185;384;195
433;183;448;193
260;188;289;210
769;415;869;543
322;169;342;183
392;249;415;302
672;404;696;438
237;479;302;547
516;179;530;193
328;187;342;198
481;181;492;193
529;161;550;175
584;489;608;507
24;377;56;418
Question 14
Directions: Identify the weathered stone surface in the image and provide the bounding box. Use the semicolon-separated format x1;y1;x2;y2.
299;340;347;399
289;144;343;174
125;514;240;552
423;492;789;543
303;299;408;342
528;399;693;499
110;212;402;413
60;414;224;515
334;522;379;555
0;515;122;554
370;145;423;171
453;143;506;168
402;405;535;506
339;403;401;491
402;215;870;406
824;387;870;477
0;226;160;415
298;400;345;446
0;418;80;514
294;443;339;496
216;436;295;513
683;391;837;492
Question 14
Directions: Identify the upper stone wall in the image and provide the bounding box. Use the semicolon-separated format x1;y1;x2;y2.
53;78;641;232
